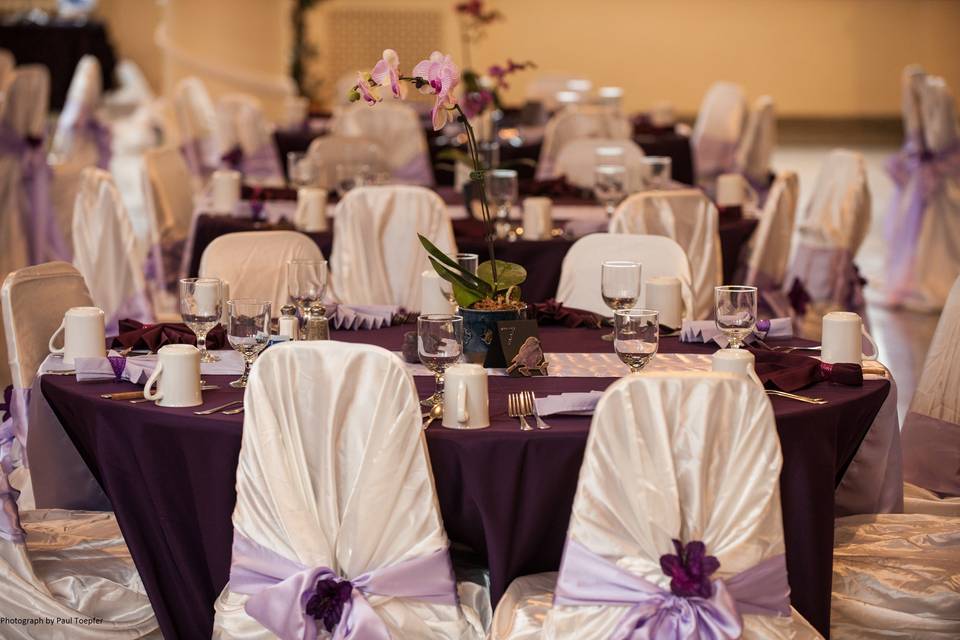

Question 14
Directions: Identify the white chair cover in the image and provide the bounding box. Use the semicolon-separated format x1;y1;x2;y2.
173;76;222;181
217;93;283;184
50;55;108;169
556;233;694;320
306;135;384;191
610;190;722;320
330;186;456;309
735;95;776;189
884;72;960;311
72;168;153;334
212;341;484;639
745;171;799;316
103;59;155;112
199;230;324;313
553;138;645;191
491;373;820;639
525;74;581;110
142;145;196;242
692;82;747;184
331;101;433;185
537;108;632;179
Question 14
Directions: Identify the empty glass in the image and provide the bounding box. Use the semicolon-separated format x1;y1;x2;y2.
179;278;222;363
457;253;479;276
714;285;758;348
418;314;463;408
639;156;672;191
601;261;642;341
287;259;328;325
488;169;518;239
594;164;628;218
614;309;660;374
478;141;500;171
226;299;272;388
287;152;317;188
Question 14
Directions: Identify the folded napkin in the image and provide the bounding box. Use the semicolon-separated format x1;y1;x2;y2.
753;350;862;392
533;299;604;329
535;390;603;416
327;304;398;331
111;319;227;351
680;318;792;347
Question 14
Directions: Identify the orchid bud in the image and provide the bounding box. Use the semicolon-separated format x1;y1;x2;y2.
347;87;361;102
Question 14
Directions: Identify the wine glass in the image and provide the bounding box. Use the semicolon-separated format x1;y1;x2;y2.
226;299;272;388
714;285;758;349
335;163;357;197
179;278;221;363
594;164;627;218
457;252;479;276
601;261;642;341
287;259;327;326
418;314;463;408
488;169;518;239
287;151;317;188
639;156;672;191
614;309;660;374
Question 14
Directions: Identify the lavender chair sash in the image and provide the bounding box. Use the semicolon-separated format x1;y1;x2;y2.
228;531;459;640
0;386;30;474
86;117;113;170
901;411;959;496
554;540;790;640
0;125;71;264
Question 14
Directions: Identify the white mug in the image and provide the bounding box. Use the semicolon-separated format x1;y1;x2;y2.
522;197;553;240
48;306;106;365
295;188;328;232
712;348;763;386
821;312;879;364
644;276;683;330
716;173;749;207
442;364;490;429
143;344;203;407
211;169;241;214
421;270;456;315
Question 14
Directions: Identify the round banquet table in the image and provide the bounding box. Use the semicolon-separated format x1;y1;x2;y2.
39;325;888;640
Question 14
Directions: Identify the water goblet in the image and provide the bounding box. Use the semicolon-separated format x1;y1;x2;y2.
287;259;328;327
614;309;660;374
418;314;463;408
714;285;758;349
457;253;479;276
179;277;221;363
226;299;272;388
287;151;316;189
601;261;642;341
594;164;628;218
488;169;518;239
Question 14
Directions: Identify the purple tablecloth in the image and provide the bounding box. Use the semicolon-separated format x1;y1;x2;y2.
40;327;887;639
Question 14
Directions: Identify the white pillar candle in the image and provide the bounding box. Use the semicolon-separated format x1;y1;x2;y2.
211;170;241;214
644;276;683;329
194;280;221;317
522;197;553;240
716;173;746;207
420;270;456;315
295;188;328;232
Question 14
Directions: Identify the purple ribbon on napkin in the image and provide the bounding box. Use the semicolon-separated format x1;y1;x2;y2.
228;532;459;640
554;539;790;639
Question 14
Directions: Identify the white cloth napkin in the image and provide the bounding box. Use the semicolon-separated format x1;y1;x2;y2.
72;350;246;382
328;303;397;330
680;317;792;347
534;391;604;416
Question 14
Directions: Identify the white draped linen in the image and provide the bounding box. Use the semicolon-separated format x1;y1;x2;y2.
50;55;108;169
141;145;197;293
491;373;820;639
537;108;632;179
692;82;747;185
330;185;456;309
212;341;486;639
745;172;799;316
216;93;284;185
306;135;384;191
173;76;222;183
610;189;722;320
735;95;776;190
556;233;694;320
553;138;646;191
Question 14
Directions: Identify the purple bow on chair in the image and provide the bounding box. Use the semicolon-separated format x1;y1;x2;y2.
228;532;459;640
554;539;791;640
86;117;113;169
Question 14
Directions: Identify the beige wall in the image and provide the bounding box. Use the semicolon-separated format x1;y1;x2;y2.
95;0;164;94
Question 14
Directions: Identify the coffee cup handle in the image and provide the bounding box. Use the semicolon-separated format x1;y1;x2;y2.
48;320;66;355
861;329;879;361
457;381;469;424
144;363;164;401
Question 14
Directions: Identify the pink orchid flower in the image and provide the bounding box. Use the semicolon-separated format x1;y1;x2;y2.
355;72;381;105
370;49;402;99
412;51;460;130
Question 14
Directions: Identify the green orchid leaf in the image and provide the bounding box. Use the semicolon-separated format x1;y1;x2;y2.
429;258;492;299
478;260;527;292
418;234;488;291
453;281;483;308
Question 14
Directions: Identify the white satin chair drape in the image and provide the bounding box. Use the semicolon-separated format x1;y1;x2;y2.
141;146;197;294
692;82;747;186
537;108;632;179
330;185;456;309
556;233;694;320
735;95;776;190
610;189;722;320
306;135;384;190
491;373;820;639
212;341;486;639
745;172;799;316
553;138;645;191
217;93;284;185
199;230;325;313
173;76;222;184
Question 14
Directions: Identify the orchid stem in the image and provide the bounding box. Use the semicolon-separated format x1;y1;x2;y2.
454;103;498;287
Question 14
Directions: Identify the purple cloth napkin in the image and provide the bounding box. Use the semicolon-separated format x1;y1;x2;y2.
752;350;862;392
533;299;604;329
111;319;227;351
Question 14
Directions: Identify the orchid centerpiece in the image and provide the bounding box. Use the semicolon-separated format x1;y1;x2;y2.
350;49;526;310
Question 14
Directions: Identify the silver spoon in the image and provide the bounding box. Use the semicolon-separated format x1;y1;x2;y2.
423;403;442;430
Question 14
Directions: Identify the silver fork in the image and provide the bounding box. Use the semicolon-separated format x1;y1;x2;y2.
507;393;533;431
193;400;244;415
765;390;827;405
523;390;551;430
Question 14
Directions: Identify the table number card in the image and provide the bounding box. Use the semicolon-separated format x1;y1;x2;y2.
494;319;548;376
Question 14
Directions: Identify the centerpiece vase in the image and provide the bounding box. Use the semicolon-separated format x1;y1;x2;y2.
460;304;527;364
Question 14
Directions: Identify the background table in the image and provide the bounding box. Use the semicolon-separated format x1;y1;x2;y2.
41;326;889;639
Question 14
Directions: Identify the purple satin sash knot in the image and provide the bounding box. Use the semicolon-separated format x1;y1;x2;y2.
228;531;459;640
554;539;790;640
86;117;113;169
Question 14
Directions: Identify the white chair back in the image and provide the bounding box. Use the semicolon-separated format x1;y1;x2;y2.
794;149;870;253
735;95;776;186
899;65;927;150
112;59;155;106
553;138;645;191
50;55;104;167
332;101;432;184
199;230;324;313
1;64;48;138
746;171;799;289
330;185;456;309
216;93;272;157
918;75;960;154
142;145;196;242
910;275;960;424
537;108;632;179
173;76;222;176
306;135;384;190
212;341;482;638
556;233;694;319
692;82;747;182
610;190;722;319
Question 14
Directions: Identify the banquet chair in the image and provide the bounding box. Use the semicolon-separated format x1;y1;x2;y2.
490;372;821;639
553;138;645;191
199;230;325;313
212;341;487;639
537;108;632;179
744;171;799;317
735;95;776;192
103;59;156;116
556;233;694;320
216;92;284;185
884;70;960;312
610;189;722;320
72;168;154;334
330;185;456;309
142;145;197;294
173;76;223;184
691;81;748;186
782;149;871;340
306;134;384;190
331;101;434;185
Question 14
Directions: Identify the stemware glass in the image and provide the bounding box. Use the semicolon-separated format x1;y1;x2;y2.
457;252;479;276
287;259;328;325
226;299;272;388
594;164;628;218
478;141;500;171
601;261;642;341
335;163;358;197
179;277;222;363
639;156;672;191
614;309;660;374
714;285;758;349
488;169;518;239
418;314;463;408
287;151;317;188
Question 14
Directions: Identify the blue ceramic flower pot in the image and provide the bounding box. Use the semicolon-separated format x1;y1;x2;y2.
459;305;527;365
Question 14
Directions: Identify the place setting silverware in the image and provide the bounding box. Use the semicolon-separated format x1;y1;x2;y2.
765;389;828;405
507;392;533;431
522;390;551;430
100;384;220;401
422;403;442;429
193;400;244;415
